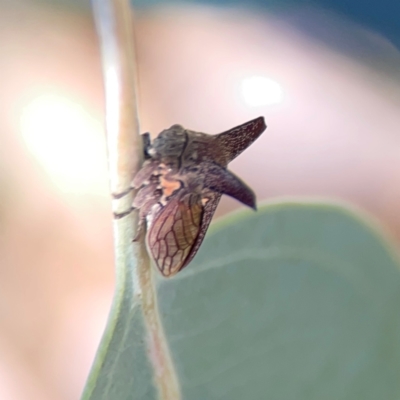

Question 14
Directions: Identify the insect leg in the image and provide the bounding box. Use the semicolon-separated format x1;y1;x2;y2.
113;207;135;219
112;188;133;199
132;198;161;242
132;160;160;188
132;183;160;208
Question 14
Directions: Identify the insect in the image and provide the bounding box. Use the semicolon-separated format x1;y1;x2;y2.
132;116;266;277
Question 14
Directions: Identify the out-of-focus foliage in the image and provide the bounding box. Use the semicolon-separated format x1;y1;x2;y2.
83;201;400;399
39;0;400;49
130;0;400;48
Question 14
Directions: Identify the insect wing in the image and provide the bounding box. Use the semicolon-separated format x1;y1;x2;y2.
147;192;204;277
186;192;221;266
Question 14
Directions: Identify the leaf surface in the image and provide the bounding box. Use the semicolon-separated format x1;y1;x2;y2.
83;201;400;400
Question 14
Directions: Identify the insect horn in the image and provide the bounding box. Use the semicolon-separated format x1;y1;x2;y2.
201;163;256;210
214;116;266;163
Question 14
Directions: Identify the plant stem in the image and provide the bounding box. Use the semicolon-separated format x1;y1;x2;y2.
90;0;181;398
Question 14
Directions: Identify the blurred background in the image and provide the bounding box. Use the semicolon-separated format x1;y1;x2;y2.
1;0;400;399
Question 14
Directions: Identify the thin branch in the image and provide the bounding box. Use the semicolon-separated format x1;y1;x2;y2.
91;0;181;398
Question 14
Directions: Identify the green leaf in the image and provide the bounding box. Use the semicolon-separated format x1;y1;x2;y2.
82;201;400;400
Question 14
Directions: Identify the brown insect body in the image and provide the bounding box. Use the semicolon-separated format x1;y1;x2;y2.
133;117;266;277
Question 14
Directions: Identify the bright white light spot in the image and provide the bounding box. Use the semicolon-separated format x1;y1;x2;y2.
20;94;107;195
241;76;284;107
